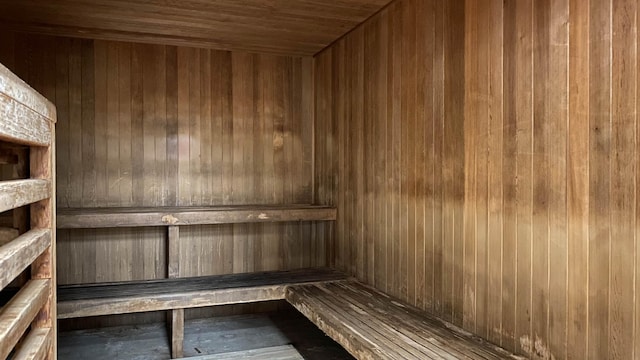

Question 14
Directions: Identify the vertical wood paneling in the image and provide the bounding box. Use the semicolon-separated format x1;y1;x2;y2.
567;0;590;358
1;32;317;324
314;0;640;359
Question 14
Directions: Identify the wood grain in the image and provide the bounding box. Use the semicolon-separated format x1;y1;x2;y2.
0;279;50;360
313;0;640;359
1;32;321;327
57;268;346;319
0;0;393;56
286;280;517;360
12;327;52;360
57;205;337;228
0;228;50;290
0;179;50;213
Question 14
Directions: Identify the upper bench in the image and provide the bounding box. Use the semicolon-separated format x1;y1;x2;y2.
57;205;337;229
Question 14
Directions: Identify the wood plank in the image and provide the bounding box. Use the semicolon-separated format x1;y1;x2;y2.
0;179;50;213
57;205;337;228
0;0;393;56
588;0;612;358
286;280;517;360
0;279;50;359
0;228;50;290
566;0;589;358
189;345;303;360
57;268;345;319
170;308;184;359
0;91;52;146
0;63;56;121
12;327;52;360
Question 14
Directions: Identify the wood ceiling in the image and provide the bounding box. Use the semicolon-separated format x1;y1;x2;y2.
0;0;393;56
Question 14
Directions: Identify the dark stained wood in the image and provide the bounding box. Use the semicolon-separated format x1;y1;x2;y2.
58;268;346;319
0;0;393;56
57;205;337;229
286;280;518;360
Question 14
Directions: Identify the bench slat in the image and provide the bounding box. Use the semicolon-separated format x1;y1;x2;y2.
57;205;337;228
286;280;521;360
57;268;345;319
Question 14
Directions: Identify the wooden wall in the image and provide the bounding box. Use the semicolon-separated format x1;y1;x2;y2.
314;0;640;359
0;32;321;323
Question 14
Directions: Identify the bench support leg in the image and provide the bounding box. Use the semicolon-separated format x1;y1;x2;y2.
168;309;184;358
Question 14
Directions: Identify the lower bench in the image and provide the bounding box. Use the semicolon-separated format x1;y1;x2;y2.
58;269;520;360
286;280;521;360
57;268;346;359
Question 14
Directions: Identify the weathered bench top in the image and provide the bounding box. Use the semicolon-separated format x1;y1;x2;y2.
286;280;522;360
57;268;346;319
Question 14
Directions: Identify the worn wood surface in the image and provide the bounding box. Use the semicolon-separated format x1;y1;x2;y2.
286;280;519;360
57;205;337;228
313;0;640;359
0;63;56;121
0;32;323;326
191;345;303;360
0;228;50;290
58;268;345;319
169;309;184;359
0;0;392;56
0;279;50;359
58;310;353;360
12;327;53;360
0;179;50;213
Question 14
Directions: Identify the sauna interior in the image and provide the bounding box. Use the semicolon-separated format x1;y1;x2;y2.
1;0;639;359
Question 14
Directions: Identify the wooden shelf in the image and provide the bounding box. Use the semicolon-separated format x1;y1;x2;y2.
57;268;346;319
57;205;337;229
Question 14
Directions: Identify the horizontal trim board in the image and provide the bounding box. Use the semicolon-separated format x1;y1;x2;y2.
0;179;51;213
57;205;337;228
0;228;51;290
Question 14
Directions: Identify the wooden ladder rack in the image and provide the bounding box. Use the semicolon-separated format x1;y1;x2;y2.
0;63;57;359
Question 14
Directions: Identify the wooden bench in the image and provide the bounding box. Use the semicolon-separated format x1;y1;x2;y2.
286;280;521;360
56;204;337;358
57;268;346;358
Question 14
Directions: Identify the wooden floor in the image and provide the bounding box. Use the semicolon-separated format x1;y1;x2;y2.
58;309;354;360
